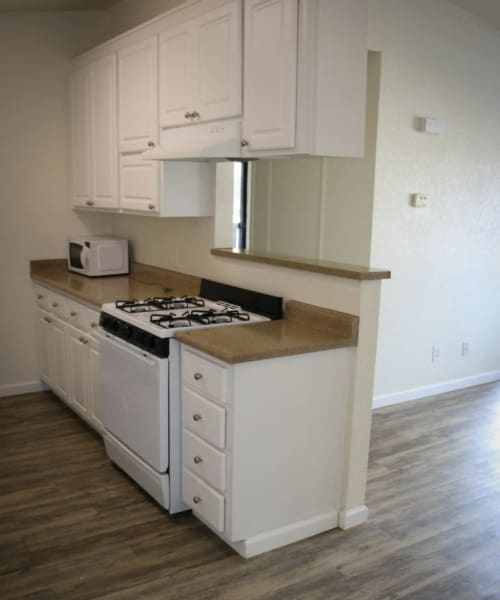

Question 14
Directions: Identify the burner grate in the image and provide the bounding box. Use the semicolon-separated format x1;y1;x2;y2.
150;308;250;329
116;296;205;313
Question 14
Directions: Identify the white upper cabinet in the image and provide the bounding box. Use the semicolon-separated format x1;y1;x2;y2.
159;0;242;129
119;152;160;213
118;37;159;153
242;0;368;158
71;54;118;209
71;68;92;207
242;0;298;152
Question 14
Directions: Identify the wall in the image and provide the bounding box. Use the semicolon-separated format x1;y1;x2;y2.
368;0;500;405
0;12;113;395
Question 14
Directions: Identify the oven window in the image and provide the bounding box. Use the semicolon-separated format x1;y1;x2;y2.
69;243;83;269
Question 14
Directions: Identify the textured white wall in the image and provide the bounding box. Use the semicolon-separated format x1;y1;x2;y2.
368;0;500;401
0;13;113;390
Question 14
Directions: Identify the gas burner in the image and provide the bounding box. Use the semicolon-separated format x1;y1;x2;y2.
149;308;251;329
116;296;205;313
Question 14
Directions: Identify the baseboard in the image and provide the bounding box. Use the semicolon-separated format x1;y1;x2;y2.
338;505;368;529
0;380;48;398
373;370;500;410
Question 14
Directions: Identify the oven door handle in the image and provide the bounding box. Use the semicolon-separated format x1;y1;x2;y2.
97;329;159;366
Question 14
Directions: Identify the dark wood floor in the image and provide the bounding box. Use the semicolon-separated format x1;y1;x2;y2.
1;382;500;600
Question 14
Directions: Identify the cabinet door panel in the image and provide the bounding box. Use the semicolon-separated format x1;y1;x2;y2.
67;325;88;417
51;318;69;403
118;38;158;152
196;0;242;123
120;153;159;213
91;55;118;208
71;68;92;206
88;340;102;432
159;24;193;128
243;0;297;151
36;310;52;386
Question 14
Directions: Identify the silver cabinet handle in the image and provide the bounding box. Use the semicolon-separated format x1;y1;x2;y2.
148;204;155;211
79;336;85;343
192;111;200;118
192;413;202;422
86;200;95;206
193;456;203;464
240;138;249;147
147;140;155;147
52;302;59;308
37;294;44;300
70;311;77;317
90;323;98;329
185;111;193;119
193;496;201;504
194;372;203;381
44;317;52;323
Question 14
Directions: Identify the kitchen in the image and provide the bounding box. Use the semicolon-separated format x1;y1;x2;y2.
1;0;500;598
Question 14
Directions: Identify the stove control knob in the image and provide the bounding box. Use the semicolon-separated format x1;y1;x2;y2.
192;413;202;422
194;372;203;381
122;324;133;339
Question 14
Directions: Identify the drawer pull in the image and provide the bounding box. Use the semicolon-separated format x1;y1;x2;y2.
194;372;203;381
79;337;85;343
90;323;98;328
44;317;52;324
52;302;59;308
193;496;202;504
192;413;202;422
193;456;203;464
37;294;44;300
70;311;77;317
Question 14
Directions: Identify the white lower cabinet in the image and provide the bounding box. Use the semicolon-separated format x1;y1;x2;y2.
180;344;353;558
34;283;102;433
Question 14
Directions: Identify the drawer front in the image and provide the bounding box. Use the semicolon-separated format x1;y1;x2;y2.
182;468;225;532
183;429;226;492
86;307;101;338
183;388;226;449
66;298;87;331
34;285;50;310
48;291;67;319
183;350;227;403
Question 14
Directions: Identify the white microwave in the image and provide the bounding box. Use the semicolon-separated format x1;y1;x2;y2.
68;237;129;277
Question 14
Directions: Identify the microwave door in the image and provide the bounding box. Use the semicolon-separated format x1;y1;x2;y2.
69;242;84;270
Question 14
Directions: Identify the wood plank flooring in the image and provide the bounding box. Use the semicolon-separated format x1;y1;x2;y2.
1;382;499;599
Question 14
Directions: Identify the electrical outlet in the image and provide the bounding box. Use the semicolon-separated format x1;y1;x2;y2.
432;346;440;362
462;342;470;357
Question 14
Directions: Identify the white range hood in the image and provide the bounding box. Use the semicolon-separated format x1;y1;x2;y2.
143;119;243;161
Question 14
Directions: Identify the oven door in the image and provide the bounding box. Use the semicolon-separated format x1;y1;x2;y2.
99;332;169;472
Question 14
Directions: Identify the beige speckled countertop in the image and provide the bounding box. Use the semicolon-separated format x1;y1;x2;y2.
31;259;359;363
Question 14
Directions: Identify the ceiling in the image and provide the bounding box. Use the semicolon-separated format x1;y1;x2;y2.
0;0;121;11
448;0;500;32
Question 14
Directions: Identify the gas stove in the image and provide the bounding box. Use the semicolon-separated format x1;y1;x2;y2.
99;279;283;357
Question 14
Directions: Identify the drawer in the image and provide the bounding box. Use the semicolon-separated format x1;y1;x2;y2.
183;388;226;449
34;284;50;310
48;291;67;319
66;298;87;331
86;307;101;337
182;468;225;532
183;350;227;403
183;429;226;492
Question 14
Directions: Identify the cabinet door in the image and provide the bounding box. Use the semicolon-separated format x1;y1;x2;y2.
71;67;92;207
196;0;242;124
242;0;298;151
67;325;89;418
50;317;69;403
90;54;118;209
36;310;52;386
118;37;159;153
158;22;193;128
119;152;160;213
88;339;102;432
